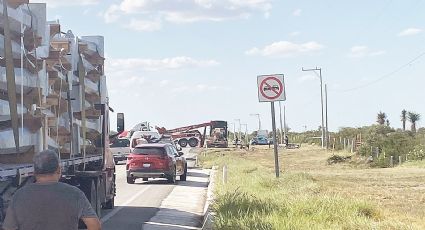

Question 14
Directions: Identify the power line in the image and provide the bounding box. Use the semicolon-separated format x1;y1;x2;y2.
331;50;425;92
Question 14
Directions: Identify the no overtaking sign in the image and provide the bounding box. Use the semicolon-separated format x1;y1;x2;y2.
257;74;286;102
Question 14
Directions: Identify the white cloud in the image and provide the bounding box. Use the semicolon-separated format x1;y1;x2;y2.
398;28;423;37
103;4;121;23
292;9;302;16
246;41;324;58
107;56;219;72
348;46;386;58
125;19;162;31
36;0;99;7
102;0;272;30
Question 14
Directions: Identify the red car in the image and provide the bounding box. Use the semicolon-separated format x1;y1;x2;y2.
126;143;187;184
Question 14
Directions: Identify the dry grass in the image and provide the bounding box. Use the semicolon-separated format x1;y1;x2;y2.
202;145;425;229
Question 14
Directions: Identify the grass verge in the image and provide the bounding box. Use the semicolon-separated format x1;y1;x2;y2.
200;148;419;230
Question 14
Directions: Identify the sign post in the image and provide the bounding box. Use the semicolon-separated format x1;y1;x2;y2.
257;74;286;178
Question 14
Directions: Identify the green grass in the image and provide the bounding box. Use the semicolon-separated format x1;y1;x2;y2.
401;159;425;168
200;149;417;230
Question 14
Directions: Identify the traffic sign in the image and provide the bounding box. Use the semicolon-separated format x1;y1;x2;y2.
257;74;286;102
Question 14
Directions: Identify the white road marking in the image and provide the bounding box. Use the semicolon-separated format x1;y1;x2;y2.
101;185;152;223
143;221;201;230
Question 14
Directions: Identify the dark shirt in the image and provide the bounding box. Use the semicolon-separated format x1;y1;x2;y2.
2;182;97;230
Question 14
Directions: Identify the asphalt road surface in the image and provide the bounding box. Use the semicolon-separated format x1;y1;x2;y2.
99;148;206;230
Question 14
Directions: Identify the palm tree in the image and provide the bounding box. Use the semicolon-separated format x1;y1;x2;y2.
408;112;421;133
377;111;387;125
401;110;407;131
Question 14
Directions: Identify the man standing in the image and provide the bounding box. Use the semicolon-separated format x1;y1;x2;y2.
2;150;101;230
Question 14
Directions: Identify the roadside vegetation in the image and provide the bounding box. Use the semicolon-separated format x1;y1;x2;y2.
200;146;424;229
286;110;425;168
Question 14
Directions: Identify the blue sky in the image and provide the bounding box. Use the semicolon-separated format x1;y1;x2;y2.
39;0;425;132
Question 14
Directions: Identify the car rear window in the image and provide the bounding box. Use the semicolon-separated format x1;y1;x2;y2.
132;147;165;155
110;139;130;148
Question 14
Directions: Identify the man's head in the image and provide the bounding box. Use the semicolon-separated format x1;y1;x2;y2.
33;150;61;181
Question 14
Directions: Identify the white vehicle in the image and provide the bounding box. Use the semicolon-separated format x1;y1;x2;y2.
130;131;161;150
110;138;131;164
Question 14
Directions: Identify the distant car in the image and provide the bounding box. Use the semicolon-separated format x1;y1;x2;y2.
110;138;130;164
250;136;270;145
157;135;183;151
129;131;161;150
126;143;187;184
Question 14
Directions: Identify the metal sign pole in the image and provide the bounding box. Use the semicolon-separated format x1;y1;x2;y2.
271;102;280;178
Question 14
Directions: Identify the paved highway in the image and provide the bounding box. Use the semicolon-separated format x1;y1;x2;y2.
99;148;208;230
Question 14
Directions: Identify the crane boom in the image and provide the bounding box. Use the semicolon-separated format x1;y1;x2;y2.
157;122;212;134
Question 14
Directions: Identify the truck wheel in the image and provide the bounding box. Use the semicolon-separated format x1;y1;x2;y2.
104;197;114;209
180;164;187;181
188;138;199;147
179;139;188;148
94;179;101;217
79;178;100;228
127;177;135;184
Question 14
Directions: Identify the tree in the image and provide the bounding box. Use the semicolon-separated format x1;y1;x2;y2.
377;111;387;125
386;119;390;127
401;110;407;131
408;112;421;133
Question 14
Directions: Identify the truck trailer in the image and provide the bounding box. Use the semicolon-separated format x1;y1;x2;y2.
156;121;228;148
0;0;123;223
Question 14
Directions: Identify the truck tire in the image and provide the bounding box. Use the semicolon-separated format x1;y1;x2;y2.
104;174;116;210
94;179;101;217
79;178;101;228
104;197;114;209
179;139;188;148
188;138;199;147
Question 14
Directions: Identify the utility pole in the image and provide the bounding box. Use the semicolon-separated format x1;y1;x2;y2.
302;67;325;149
229;122;235;141
241;124;248;144
325;84;329;149
278;102;284;144
234;119;241;142
250;113;261;131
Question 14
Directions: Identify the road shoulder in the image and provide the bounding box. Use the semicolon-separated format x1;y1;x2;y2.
142;168;210;230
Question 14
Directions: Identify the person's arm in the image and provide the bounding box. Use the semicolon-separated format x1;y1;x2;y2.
81;217;101;230
2;198;18;230
78;190;101;230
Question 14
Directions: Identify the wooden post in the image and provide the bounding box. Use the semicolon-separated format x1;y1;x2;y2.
390;156;394;167
399;156;402;166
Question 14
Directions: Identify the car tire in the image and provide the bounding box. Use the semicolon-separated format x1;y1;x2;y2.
114;160;118;165
167;168;176;184
188;138;199;147
180;164;187;181
142;177;148;181
127;177;135;184
179;139;188;148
